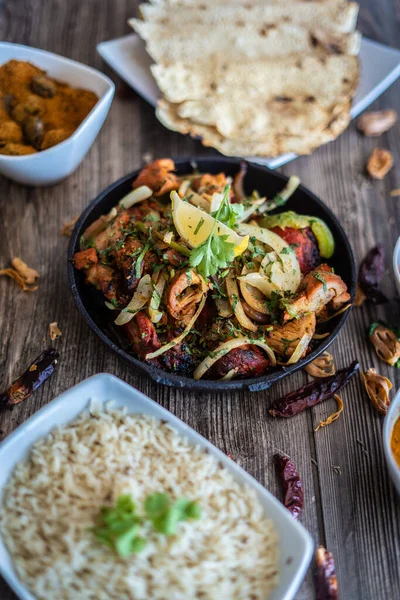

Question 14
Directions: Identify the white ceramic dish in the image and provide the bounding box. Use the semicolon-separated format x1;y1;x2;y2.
0;43;115;186
0;373;313;600
383;388;400;495
393;237;400;296
97;35;400;170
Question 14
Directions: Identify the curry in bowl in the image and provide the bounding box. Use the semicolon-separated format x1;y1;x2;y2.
0;59;98;155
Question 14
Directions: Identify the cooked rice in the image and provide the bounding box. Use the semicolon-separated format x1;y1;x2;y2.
0;403;279;600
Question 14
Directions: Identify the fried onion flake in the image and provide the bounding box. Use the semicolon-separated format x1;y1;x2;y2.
0;257;39;292
361;368;392;415
49;322;62;341
315;394;344;431
60;216;78;237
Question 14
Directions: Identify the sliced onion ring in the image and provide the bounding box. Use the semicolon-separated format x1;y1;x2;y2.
239;280;268;315
114;274;153;326
237;197;266;223
209;191;224;213
185;188;210;211
82;207;117;242
277;330;314;366
178;179;191;198
226;275;257;332
238;272;280;298
145;294;206;360
312;332;330;340
148;272;167;324
193;337;276;380
237;223;301;294
119;185;153;209
220;368;238;381
317;304;351;324
239;266;268;315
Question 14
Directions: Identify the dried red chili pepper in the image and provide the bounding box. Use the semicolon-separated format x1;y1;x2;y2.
274;452;304;519
315;546;338;600
269;360;359;418
0;348;59;409
359;245;388;304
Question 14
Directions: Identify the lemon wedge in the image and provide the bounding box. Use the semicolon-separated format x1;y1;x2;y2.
171;191;248;257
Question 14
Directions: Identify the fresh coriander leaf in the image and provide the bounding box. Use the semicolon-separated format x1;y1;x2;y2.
144;493;170;517
117;494;136;512
130;536;147;553
313;272;327;292
189;234;235;279
115;524;141;558
184;501;201;520
211;185;244;228
155;505;182;536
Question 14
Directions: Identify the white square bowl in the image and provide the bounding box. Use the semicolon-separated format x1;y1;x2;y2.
383;388;400;496
0;374;313;600
0;43;115;186
393;237;400;297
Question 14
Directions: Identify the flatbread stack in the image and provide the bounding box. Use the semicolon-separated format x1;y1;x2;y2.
129;0;361;158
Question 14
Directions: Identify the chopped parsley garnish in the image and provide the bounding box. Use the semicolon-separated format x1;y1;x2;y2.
211;277;228;299
194;217;205;235
231;293;239;312
135;241;150;278
264;291;285;324
93;493;201;558
313;272;327;292
80;235;95;250
280;243;299;256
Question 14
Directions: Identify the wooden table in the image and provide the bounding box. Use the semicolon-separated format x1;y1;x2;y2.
0;1;399;598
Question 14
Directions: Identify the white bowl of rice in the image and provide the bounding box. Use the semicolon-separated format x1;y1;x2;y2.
0;374;313;600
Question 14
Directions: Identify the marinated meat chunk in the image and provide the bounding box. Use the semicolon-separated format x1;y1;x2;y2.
114;237;143;291
159;341;195;376
133;159;179;197
191;172;227;195
283;264;350;321
85;264;120;303
167;269;205;325
271;226;320;274
93;211;131;251
124;312;161;359
266;313;316;359
208;345;270;379
73;248;98;270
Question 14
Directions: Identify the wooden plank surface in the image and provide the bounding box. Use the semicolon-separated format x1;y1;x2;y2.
0;1;399;599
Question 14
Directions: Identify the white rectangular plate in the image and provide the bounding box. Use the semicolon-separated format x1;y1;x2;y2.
0;374;313;600
97;35;400;169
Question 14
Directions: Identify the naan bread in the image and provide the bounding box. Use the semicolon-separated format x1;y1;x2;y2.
132;19;360;64
132;0;360;157
139;1;359;35
153;55;359;141
151;54;359;103
157;100;352;157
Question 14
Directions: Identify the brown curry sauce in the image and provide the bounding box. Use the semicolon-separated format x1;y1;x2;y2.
0;59;98;155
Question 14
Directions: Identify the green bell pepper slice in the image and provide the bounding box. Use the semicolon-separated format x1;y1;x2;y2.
259;210;335;259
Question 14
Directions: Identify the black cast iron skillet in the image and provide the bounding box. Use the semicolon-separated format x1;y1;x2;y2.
68;157;356;392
